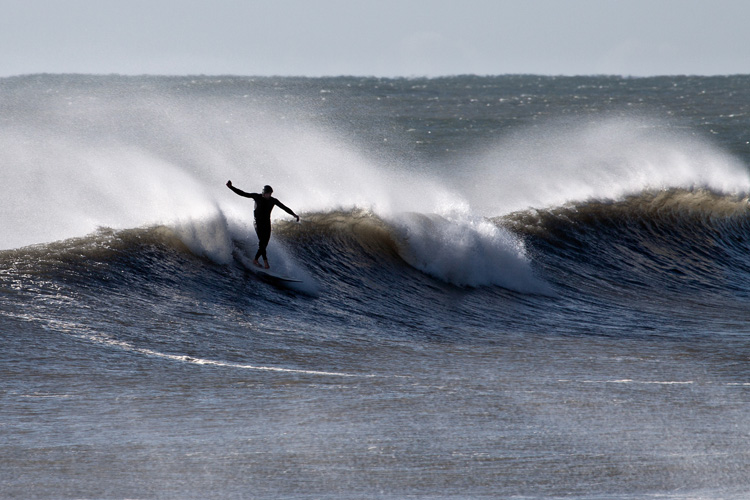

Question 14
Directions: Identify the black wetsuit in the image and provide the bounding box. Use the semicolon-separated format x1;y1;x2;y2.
228;185;298;262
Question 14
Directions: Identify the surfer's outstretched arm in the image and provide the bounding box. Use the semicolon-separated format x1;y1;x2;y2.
226;180;253;198
275;199;300;222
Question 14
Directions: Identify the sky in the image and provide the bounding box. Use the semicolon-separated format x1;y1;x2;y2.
1;0;749;77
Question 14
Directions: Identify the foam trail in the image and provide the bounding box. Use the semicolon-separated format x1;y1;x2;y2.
27;316;366;378
69;323;370;378
118;341;366;378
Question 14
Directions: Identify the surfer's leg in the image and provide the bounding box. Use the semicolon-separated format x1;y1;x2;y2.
259;237;271;268
255;225;272;268
253;224;266;267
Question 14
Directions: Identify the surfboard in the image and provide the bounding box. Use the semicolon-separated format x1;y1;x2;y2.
231;245;303;283
253;267;303;283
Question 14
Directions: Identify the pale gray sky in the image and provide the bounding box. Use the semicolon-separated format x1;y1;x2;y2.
1;0;749;77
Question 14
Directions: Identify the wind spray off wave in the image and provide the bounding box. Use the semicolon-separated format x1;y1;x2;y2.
461;116;750;215
0;75;455;250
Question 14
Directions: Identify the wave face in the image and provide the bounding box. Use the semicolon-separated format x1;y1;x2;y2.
510;189;750;311
3;75;750;499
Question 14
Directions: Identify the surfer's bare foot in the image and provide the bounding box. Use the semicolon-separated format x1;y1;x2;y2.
264;262;270;269
253;259;262;268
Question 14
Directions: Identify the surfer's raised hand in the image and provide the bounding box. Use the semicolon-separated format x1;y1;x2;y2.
226;180;232;188
295;215;300;222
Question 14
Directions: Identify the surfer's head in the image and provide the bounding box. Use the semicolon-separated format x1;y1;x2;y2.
262;185;273;197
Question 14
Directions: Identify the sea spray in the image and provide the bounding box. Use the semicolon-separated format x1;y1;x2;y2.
461;116;750;216
0;75;455;249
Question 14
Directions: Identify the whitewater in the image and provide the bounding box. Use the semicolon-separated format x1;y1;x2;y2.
1;74;750;499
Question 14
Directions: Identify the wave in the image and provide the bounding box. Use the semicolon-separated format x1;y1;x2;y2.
0;208;548;295
5;189;750;376
3;76;750;304
4;189;750;305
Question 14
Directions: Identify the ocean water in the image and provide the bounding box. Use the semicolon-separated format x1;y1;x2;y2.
1;74;750;499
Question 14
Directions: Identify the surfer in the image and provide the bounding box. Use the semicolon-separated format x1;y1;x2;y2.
226;181;299;269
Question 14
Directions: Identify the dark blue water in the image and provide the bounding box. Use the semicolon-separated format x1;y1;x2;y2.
1;75;749;499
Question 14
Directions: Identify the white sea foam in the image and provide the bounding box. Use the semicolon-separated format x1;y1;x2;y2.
390;211;553;293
